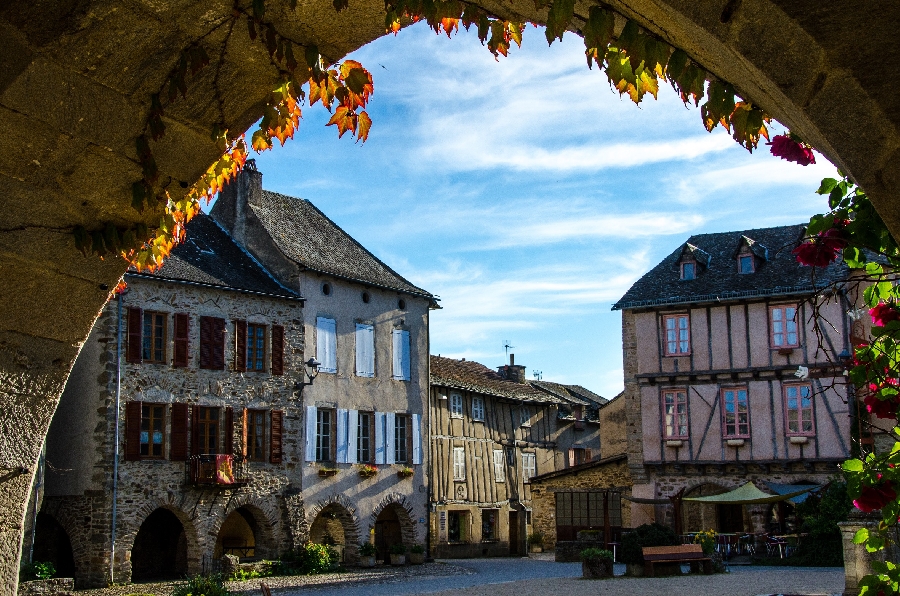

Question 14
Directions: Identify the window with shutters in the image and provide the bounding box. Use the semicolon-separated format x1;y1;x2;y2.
392;329;411;381
247;323;266;371
358;411;372;463
197;407;219;454
142;312;167;363
522;452;536;482
199;316;226;370
395;414;409;463
453;446;466;480
316;409;333;462
784;384;815;436
472;396;485;422
316;317;337;373
246;409;267;461
493;449;505;482
140;404;165;458
450;393;463;418
770;305;800;348
662;389;689;439
519;406;532;427
663;314;691;356
568;447;589;466
355;323;375;377
722;387;750;438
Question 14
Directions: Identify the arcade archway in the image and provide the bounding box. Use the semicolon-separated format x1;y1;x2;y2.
131;509;188;582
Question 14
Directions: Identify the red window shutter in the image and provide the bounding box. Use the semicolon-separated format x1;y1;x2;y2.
224;407;234;455
234;320;247;372
242;408;249;458
271;325;284;375
126;307;142;363
270;410;283;463
191;405;200;455
199;316;212;369
213;317;226;370
584;448;592;463
125;401;142;460
170;403;189;461
173;313;189;367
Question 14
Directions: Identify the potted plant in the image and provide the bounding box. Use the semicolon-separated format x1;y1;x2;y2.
358;541;377;567
581;548;614;579
408;544;425;565
318;466;338;478
619;523;678;577
388;543;406;565
527;532;544;553
693;529;725;572
358;464;378;479
397;466;414;478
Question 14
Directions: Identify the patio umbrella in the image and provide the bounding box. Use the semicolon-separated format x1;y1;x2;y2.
681;481;815;504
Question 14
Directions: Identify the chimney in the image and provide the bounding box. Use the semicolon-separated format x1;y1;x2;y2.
499;353;527;384
209;159;263;244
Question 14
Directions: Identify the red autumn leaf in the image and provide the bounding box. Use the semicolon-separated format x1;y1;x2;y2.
357;110;372;142
327;105;357;138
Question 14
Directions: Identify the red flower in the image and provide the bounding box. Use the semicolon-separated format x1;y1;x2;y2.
864;393;900;419
793;241;838;267
768;134;816;166
854;480;897;512
871;303;900;327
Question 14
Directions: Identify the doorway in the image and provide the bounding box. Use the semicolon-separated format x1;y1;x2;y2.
131;509;187;581
508;511;518;555
374;507;402;561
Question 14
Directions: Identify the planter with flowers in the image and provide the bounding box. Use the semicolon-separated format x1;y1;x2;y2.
397;467;414;479
318;467;338;478
358;541;377;567
389;543;407;565
358;464;378;479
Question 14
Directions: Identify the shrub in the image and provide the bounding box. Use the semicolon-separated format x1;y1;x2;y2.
389;543;407;555
358;542;377;556
228;568;263;581
527;532;544;546
693;529;717;555
580;548;614;562
619;523;677;565
20;561;56;581
410;544;425;554
171;574;229;596
275;543;338;575
790;482;852;567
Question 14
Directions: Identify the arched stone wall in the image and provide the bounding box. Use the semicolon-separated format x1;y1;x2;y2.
369;493;417;547
38;498;101;587
216;496;282;560
3;3;900;593
307;495;361;563
118;500;203;581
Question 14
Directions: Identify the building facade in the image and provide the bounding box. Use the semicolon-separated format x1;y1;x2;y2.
427;355;609;557
613;224;853;534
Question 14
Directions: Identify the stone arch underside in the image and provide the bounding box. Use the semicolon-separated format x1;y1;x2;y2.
307;494;361;562
1;2;899;593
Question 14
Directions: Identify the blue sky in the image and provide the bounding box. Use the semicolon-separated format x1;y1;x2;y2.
243;22;837;398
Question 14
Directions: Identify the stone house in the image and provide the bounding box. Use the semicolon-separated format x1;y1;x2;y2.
34;164;436;586
427;354;609;557
613;224;852;535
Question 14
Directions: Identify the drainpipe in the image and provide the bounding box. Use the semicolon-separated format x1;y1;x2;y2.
425;307;432;559
110;294;123;585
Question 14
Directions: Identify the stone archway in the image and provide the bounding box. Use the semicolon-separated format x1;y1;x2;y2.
119;503;202;583
681;482;733;533
3;3;900;593
217;497;282;560
30;512;75;580
369;493;417;560
307;496;361;564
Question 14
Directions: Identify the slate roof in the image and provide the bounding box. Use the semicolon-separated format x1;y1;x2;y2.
249;190;434;300
430;356;562;404
130;213;302;300
529;453;628;483
613;224;848;310
529;380;608;408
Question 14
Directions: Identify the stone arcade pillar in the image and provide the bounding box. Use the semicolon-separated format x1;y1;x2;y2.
839;511;900;596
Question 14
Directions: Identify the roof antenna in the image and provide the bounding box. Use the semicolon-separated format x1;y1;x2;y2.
503;340;515;356
533;370;542;380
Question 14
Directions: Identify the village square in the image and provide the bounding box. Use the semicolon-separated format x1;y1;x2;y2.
2;3;900;596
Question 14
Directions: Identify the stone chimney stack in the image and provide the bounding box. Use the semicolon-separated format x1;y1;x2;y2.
499;353;527;384
209;159;262;245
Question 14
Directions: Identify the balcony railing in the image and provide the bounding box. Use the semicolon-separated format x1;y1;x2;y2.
187;454;248;487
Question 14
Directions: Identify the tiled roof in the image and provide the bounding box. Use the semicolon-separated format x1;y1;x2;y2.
530;380;608;407
249;190;434;300
430;356;562;404
529;454;629;483
613;224;848;310
133;213;301;300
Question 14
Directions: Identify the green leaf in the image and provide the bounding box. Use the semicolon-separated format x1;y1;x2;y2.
545;0;575;43
854;528;870;544
843;458;864;472
866;534;885;552
816;178;838;195
582;6;614;68
829;186;845;209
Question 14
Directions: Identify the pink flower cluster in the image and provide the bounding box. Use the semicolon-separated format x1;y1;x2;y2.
768;134;816;166
871;303;900;327
793;225;848;267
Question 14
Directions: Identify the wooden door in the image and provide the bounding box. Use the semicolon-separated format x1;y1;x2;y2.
508;511;519;555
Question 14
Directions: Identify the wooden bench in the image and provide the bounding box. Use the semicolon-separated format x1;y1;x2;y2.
642;544;712;577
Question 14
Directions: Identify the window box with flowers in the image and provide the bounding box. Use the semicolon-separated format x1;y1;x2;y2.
397;466;414;479
358;464;378;479
318;467;338;478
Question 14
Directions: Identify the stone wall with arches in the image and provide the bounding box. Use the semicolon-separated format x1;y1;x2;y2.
369;493;418;546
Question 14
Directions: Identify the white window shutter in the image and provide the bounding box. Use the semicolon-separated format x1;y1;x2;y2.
356;324;375;377
412;413;422;464
392;330;402;380
347;409;359;464
336;408;348;464
305;405;318;461
400;330;410;381
374;411;385;464
316;317;336;373
385;412;396;464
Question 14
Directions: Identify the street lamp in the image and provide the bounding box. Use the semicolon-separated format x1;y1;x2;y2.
295;358;321;390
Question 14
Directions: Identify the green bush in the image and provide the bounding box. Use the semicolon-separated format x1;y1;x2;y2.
389;543;407;555
580;548;614;562
20;561;56;581
619;523;677;565
358;542;377;556
274;543;338;575
789;482;851;567
527;532;544;546
409;544;425;554
171;574;229;596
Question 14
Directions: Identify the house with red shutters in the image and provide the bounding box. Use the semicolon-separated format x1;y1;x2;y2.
613;224;854;536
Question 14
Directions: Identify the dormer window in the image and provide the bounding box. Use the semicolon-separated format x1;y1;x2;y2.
681;262;696;280
739;254;754;274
